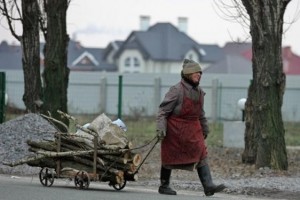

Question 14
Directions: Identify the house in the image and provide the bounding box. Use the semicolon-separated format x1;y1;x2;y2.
0;41;22;70
0;17;224;74
106;16;224;73
0;39;116;72
282;47;300;75
204;42;300;75
203;54;252;74
204;42;252;74
66;40;116;71
0;16;226;73
4;16;298;75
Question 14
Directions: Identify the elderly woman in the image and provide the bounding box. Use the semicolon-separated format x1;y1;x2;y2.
156;59;225;196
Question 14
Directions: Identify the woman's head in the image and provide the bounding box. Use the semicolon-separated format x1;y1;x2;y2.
182;59;202;75
181;59;202;87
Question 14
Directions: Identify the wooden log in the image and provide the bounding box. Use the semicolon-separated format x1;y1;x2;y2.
100;144;122;150
57;132;91;140
27;158;56;168
41;114;68;131
61;136;92;149
125;163;137;172
107;162;137;173
60;142;87;151
126;141;134;149
132;153;142;166
127;153;142;167
106;169;124;184
124;171;138;181
60;167;78;177
36;149;95;157
60;161;94;173
101;155;128;164
27;140;57;152
3;154;51;167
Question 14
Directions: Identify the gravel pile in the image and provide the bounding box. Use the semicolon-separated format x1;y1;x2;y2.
0;113;57;174
0;114;299;199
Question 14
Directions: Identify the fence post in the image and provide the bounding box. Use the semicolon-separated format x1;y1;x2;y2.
118;75;123;119
0;72;6;123
211;78;219;122
154;77;161;115
99;77;107;113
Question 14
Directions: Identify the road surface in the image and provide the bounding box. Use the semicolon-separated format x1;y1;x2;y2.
0;174;281;200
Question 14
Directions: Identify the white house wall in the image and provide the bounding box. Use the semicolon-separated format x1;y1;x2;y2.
118;50;145;73
145;60;182;74
184;49;210;70
185;49;199;62
107;50;115;64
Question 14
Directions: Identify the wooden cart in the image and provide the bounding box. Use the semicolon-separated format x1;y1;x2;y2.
38;112;159;191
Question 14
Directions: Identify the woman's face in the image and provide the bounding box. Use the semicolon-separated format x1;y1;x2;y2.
190;71;202;84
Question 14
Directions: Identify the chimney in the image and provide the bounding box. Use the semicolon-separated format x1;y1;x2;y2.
178;17;188;33
140;16;150;31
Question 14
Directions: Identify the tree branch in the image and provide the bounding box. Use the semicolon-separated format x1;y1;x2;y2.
0;0;21;41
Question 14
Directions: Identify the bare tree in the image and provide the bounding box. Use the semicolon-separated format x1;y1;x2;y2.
0;0;42;112
241;0;289;170
215;0;291;170
41;0;70;130
0;0;70;130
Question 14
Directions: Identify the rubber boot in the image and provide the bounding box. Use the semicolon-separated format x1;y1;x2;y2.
197;165;226;196
158;166;177;195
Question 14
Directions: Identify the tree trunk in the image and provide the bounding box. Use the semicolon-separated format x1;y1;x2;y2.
21;0;42;112
42;0;70;130
241;0;289;170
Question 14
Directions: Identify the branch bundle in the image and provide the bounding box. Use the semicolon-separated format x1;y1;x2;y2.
3;113;141;184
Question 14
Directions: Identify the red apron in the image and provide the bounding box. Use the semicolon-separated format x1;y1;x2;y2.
161;85;207;165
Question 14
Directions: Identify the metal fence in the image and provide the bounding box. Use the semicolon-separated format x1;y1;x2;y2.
3;70;300;122
0;72;6;123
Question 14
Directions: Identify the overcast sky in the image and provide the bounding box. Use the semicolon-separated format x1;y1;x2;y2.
0;0;300;54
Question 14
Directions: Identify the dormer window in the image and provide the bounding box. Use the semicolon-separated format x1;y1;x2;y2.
134;57;140;67
80;57;90;65
123;56;141;72
125;57;131;67
199;48;206;56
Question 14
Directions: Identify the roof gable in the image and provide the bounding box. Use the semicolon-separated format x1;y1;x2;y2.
102;40;124;59
116;23;207;61
204;54;252;74
71;51;99;67
223;42;252;55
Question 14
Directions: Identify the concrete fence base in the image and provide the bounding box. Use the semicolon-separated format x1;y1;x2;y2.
223;121;245;148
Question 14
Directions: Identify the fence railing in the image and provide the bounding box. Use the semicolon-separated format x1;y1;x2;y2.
3;70;300;122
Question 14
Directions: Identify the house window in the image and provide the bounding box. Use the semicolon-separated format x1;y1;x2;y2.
123;56;141;73
134;57;140;67
199;48;206;56
125;57;131;67
80;57;90;65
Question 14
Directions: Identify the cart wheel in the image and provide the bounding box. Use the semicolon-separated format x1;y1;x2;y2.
39;167;54;187
112;180;126;191
74;171;90;189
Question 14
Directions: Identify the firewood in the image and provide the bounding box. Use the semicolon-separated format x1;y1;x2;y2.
4;112;143;183
127;153;142;167
27;140;57;152
124;171;138;181
101;155;128;164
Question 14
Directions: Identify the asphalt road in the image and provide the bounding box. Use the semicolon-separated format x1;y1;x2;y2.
0;175;278;200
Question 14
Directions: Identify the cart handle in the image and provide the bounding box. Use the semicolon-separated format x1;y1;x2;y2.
133;136;160;175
